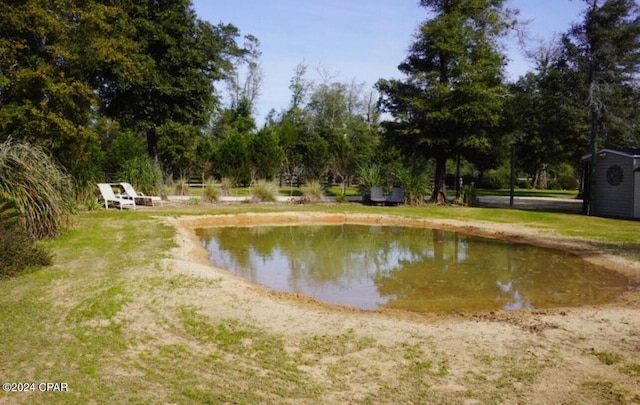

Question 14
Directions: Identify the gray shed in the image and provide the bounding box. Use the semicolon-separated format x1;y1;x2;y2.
582;148;640;219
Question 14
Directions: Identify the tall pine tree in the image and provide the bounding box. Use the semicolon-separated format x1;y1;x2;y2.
560;0;640;213
377;0;514;202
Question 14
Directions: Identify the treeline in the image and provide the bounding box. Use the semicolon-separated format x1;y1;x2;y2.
1;0;639;203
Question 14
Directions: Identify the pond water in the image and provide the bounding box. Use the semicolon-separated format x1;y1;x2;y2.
196;224;634;314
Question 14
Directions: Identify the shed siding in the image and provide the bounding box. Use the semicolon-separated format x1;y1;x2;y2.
593;153;634;218
635;171;640;219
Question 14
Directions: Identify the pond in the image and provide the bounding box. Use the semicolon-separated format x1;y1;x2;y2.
196;224;634;314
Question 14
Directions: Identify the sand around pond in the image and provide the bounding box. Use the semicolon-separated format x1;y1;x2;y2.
169;212;640;404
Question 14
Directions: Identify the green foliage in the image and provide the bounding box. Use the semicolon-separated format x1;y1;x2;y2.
357;164;385;190
299;132;330;180
590;349;623;366
103;130;147;174
0;2;134;176
562;0;640;151
85;198;102;212
118;156;164;196
461;184;478;206
0;0;251;179
220;177;233;196
202;180;220;203
547;173;578;190
393;165;430;205
71;157;105;204
251;127;285;180
250;180;277;202
302;180;324;202
156;122;202;176
174;178;191;197
0;199;51;277
334;194;348;203
0;139;72;240
554;163;579;190
99;1;249;169
479;167;510;189
377;0;513;200
214;131;252;186
507;72;587;180
620;363;640;376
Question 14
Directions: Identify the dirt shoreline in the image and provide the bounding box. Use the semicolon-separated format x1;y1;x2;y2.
168;212;640;403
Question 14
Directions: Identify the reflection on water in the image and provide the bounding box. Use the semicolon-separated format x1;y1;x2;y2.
196;225;634;314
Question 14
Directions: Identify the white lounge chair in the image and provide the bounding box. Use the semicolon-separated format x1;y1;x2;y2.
120;182;164;206
97;183;136;210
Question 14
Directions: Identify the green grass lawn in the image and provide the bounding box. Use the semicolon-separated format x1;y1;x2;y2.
0;204;638;404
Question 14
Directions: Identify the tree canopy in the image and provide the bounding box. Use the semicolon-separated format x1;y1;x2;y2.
0;0;250;184
377;0;515;201
0;0;638;205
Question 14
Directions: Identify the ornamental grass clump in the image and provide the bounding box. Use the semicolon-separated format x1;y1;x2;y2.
393;165;430;205
357;164;384;192
174;177;191;196
118;156;164;196
250;180;277;202
0;139;73;240
220;177;233;196
0;198;51;277
202;179;220;203
302;180;324;203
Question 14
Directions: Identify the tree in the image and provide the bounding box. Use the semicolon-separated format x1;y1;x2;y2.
213;130;252;185
100;0;248;171
250;127;284;180
560;0;640;212
563;0;640;149
225;35;263;109
377;0;515;202
0;1;136;178
289;61;312;111
506;68;588;187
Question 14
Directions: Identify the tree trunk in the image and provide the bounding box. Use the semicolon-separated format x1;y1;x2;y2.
455;154;461;198
146;127;159;161
431;151;447;204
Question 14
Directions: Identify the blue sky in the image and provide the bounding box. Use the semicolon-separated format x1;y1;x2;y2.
192;0;587;121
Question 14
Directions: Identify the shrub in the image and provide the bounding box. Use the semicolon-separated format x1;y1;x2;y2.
103;130;147;174
220;177;233;196
251;180;277;202
302;180;324;203
118;156;164;196
478;169;509;189
462;184;478;206
558;174;579;190
202;179;220;203
334;194;348;204
393;165;430;205
357;164;384;192
0;199;51;277
173;177;191;196
547;179;563;190
85;198;102;211
0;139;73;240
